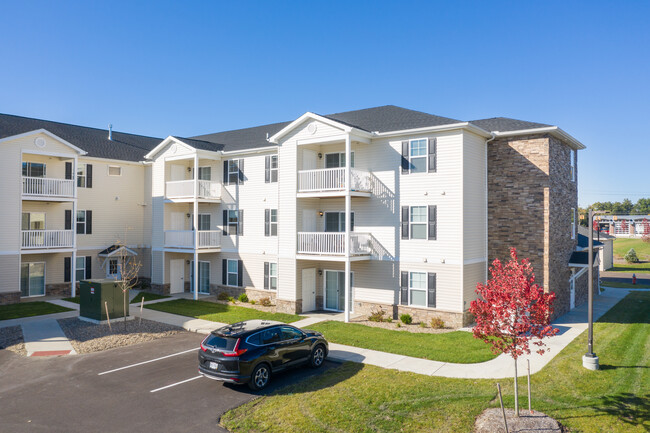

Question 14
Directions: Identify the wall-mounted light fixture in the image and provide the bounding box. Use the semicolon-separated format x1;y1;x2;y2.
318;269;323;276
186;213;191;218
318;153;323;159
186;260;190;265
318;211;324;217
187;167;192;172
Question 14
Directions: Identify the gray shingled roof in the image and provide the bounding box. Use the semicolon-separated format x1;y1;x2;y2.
191;122;290;152
569;251;599;266
470;117;552;133
0;113;162;161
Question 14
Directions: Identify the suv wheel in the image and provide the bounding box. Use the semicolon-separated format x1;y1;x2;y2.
309;344;326;368
248;363;271;390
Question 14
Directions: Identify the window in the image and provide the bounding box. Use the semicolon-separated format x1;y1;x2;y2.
75;257;87;281
198;214;211;231
227;259;239;286
325;152;354;168
227;210;239;234
227;160;240;184
77;164;87;187
266;155;278;183
409;139;427;173
20;262;45;297
108;259;119;276
264;262;278;291
324;212;354;232
409;272;427;307
571;208;576;239
108;166;122;176
260;327;281;345
22;162;46;177
76;210;92;234
197;166;211;180
570;150;576;182
22;212;45;230
281;326;303;341
265;209;278;236
410;206;427;239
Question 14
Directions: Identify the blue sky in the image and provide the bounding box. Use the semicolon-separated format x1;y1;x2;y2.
1;1;648;206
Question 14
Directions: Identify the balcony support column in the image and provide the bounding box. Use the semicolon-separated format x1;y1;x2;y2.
193;154;199;301
71;192;77;297
344;134;351;323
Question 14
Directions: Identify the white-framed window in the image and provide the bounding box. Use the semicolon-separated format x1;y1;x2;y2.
108;259;119;276
108;166;122;176
410;206;427;239
197;166;211;181
77;164;87;187
22;162;46;177
227;160;239;184
22;212;45;230
227;210;239;234
325;152;355;168
76;256;87;281
77;210;86;234
198;214;211;231
269;155;278;182
409;271;427;307
227;259;239;287
409;139;427;173
268;262;278;290
571;208;576;239
570;149;576;182
324;212;354;232
269;209;278;236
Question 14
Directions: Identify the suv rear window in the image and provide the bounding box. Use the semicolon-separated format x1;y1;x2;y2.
204;334;237;350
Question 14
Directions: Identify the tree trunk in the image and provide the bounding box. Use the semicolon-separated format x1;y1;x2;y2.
123;290;127;332
514;357;519;417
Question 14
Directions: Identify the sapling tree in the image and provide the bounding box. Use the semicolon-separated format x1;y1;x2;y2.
470;247;559;416
113;238;142;331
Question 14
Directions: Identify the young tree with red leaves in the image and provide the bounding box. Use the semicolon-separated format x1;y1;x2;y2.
470;247;559;416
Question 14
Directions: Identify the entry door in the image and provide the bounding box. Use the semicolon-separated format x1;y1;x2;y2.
170;212;185;230
302;209;317;232
190;261;210;294
324;270;353;312
302;150;317;170
302;268;316;312
20;262;45;297
570;278;575;309
106;259;122;280
171;164;186;181
170;259;184;294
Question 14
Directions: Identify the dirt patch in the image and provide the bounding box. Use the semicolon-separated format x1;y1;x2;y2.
0;326;26;356
58;317;183;354
349;317;459;334
475;408;565;433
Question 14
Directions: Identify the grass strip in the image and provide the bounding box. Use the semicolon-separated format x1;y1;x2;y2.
0;301;73;321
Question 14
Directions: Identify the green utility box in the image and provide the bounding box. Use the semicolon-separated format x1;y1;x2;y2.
79;279;128;322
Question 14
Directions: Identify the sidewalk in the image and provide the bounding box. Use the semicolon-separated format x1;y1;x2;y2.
21;319;76;357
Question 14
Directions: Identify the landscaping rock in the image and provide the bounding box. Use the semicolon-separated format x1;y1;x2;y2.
0;326;26;356
350;318;457;334
58;317;183;354
475;408;563;433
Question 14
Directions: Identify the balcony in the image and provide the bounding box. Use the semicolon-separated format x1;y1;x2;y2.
165;180;221;201
22;177;75;200
297;168;371;197
297;232;371;261
22;230;74;250
164;230;221;250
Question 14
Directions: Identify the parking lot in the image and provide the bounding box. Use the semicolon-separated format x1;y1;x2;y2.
0;331;335;432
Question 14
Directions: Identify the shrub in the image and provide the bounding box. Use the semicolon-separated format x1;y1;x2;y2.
396;322;401;328
260;297;272;307
642;233;650;244
228;296;236;303
368;308;386;322
399;314;412;325
250;300;256;305
238;293;249;303
430;317;446;329
217;292;230;301
419;322;427;328
625;248;640;263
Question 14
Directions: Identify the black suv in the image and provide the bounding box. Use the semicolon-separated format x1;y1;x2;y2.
198;320;328;390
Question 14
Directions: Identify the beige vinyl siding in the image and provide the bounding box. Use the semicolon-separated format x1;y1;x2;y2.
20;253;66;285
0;255;20;295
462;130;488;261
18;132;79;156
462;261;486;311
0;142;22;252
21;202;72;230
400;262;462;312
213;252;277;291
282;119;346;143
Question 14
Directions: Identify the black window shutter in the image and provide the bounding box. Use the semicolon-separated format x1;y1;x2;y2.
238;159;244;184
237;260;243;287
65;210;72;230
65;162;72;180
401;206;409;240
222;259;227;285
265;156;270;183
401;140;409;174
86;164;93;188
264;262;269;290
428;205;437;240
351;212;355;232
223;161;229;185
264;209;270;236
400;271;408;305
428;138;437;173
222;210;228;236
238;210;243;235
86;210;92;234
85;256;92;279
427;273;437;308
64;257;71;282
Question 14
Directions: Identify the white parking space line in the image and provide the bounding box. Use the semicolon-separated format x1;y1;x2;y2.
98;348;197;376
150;375;203;393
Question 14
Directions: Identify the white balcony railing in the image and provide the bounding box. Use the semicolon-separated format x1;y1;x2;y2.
22;230;74;249
297;232;371;256
297;168;371;193
22;177;75;198
164;230;221;249
166;180;221;200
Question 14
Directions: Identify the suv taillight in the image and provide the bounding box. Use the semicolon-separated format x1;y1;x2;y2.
200;335;209;352
222;338;247;357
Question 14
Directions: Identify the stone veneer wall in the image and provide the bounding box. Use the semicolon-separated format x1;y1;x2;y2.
46;283;71;297
210;284;277;304
151;283;170;295
0;292;21;305
353;301;471;328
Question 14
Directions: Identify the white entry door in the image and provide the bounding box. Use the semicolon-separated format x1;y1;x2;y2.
171;164;186;181
302;209;317;232
302;268;316;312
170;212;185;230
302;150;318;170
170;259;184;294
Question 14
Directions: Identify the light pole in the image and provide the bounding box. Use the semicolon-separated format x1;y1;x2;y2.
582;209;608;370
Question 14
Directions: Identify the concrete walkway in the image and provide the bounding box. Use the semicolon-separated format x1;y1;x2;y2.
21;319;76;357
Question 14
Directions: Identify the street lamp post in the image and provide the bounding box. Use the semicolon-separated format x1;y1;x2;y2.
582;209;607;370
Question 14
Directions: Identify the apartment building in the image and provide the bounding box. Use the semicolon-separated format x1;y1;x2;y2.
0;106;592;325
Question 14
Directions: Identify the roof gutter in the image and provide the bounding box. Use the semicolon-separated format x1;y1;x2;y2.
373;122;493;139
492;126;586;150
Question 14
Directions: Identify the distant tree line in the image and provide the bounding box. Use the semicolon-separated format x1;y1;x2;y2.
578;198;650;227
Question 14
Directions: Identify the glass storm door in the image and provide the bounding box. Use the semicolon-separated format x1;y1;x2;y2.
20;262;45;297
190;261;210;294
324;270;353;312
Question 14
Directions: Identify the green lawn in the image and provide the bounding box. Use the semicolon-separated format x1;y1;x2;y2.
308;321;497;363
62;296;80;304
612;238;650;273
222;291;650;433
601;281;650;289
0;301;73;321
130;291;170;304
145;299;304;324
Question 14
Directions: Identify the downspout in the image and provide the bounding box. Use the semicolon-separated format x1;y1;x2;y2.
484;132;496;284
